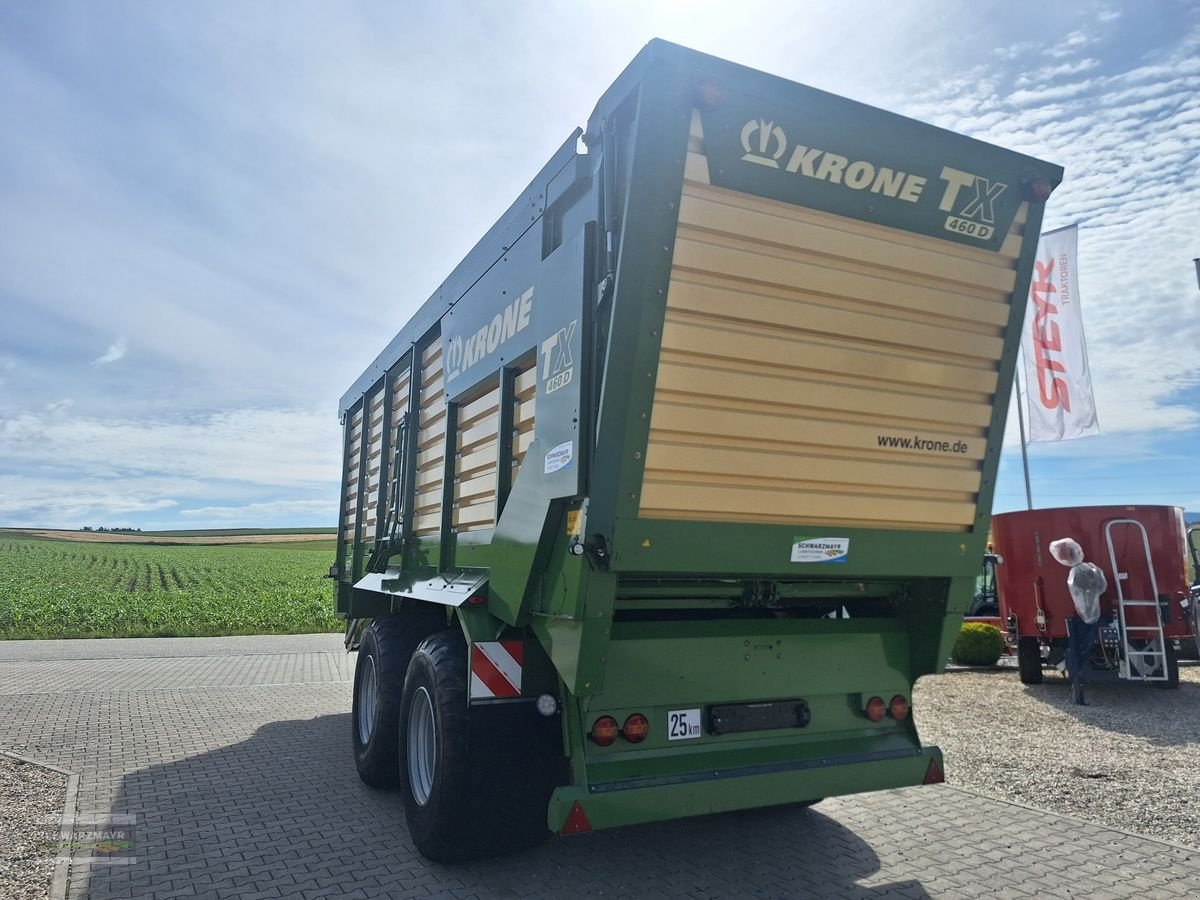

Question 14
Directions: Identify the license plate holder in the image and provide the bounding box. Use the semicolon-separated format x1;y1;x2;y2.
708;699;811;735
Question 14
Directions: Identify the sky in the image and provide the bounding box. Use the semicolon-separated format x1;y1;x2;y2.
1;0;1198;530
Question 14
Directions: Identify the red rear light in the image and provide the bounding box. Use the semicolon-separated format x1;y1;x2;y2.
865;696;886;723
467;593;486;606
924;758;945;784
590;716;618;747
622;714;649;743
889;695;909;720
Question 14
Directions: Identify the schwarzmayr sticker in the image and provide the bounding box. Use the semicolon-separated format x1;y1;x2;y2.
543;441;574;475
791;537;849;564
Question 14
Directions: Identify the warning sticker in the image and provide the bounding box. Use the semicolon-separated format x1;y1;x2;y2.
544;441;574;475
791;537;849;564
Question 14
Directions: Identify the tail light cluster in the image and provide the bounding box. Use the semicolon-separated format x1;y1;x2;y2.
865;694;910;723
590;714;649;746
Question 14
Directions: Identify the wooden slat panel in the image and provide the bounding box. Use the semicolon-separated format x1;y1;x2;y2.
415;466;443;490
678;188;1018;291
660;319;998;396
644;442;981;494
414;488;442;514
514;367;537;399
455;471;497;504
458;386;501;430
415;445;444;471
666;279;1004;361
421;358;444;389
417;421;447;451
639;168;1028;531
454;502;495;528
656;358;992;429
458;414;498;455
640;481;975;529
413;513;441;536
672;237;1009;325
649;401;986;461
458;441;498;478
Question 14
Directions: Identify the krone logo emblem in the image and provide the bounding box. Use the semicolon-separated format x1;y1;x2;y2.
445;334;464;379
740;118;787;168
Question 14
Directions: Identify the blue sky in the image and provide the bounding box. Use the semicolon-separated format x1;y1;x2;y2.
1;1;1198;529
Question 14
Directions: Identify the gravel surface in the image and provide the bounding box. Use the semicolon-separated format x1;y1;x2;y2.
916;659;1200;849
0;754;66;900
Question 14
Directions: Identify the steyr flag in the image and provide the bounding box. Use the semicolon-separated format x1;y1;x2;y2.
1021;225;1099;442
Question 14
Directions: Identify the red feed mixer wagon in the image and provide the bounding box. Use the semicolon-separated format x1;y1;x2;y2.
992;505;1199;696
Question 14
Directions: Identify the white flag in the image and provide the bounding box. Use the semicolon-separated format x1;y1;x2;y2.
1021;225;1099;442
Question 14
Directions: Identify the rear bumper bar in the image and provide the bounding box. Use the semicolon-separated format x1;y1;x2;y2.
548;743;942;832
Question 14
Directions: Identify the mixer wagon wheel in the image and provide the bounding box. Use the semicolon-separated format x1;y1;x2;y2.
1154;639;1180;690
352;616;426;788
1017;637;1043;685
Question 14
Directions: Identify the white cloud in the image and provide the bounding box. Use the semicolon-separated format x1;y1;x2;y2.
180;499;332;522
0;406;338;488
92;337;127;365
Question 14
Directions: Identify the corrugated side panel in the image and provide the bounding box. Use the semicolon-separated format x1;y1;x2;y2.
447;362;537;533
639;112;1027;532
341;403;364;556
511;364;537;488
454;380;500;533
360;384;386;536
413;342;446;537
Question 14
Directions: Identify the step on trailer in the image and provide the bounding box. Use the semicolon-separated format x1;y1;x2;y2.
332;40;1062;861
992;505;1199;692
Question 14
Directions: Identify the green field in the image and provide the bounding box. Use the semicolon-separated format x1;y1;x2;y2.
0;535;341;639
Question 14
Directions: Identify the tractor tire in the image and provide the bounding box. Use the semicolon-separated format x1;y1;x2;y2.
399;630;559;862
1017;637;1043;685
352;617;425;789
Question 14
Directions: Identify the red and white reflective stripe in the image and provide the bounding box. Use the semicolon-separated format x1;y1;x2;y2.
469;641;524;699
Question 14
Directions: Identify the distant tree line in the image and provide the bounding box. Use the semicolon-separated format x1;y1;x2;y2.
80;526;142;533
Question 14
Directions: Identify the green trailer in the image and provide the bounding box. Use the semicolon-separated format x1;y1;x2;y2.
333;40;1062;861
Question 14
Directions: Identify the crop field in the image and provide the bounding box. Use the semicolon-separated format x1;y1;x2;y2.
0;534;341;639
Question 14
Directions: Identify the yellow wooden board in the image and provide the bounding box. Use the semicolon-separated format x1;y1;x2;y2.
638;154;1027;532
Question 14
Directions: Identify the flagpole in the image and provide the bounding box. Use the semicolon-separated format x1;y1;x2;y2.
1014;355;1033;510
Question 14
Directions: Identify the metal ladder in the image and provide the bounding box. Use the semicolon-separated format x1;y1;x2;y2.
1104;518;1168;681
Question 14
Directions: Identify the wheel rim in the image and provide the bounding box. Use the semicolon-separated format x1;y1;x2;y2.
357;654;378;743
407;686;436;806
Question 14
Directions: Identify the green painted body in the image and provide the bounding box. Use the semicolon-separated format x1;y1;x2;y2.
334;40;1061;834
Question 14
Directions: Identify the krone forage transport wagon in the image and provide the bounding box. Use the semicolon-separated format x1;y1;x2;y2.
332;40;1062;861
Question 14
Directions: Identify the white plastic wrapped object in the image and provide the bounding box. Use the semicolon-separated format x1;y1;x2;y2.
1068;562;1107;624
1049;537;1085;567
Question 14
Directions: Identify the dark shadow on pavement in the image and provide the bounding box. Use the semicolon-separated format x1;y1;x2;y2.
86;713;931;899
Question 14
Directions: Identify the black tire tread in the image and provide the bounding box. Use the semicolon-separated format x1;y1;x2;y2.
352;616;423;788
400;630;553;862
1017;637;1043;685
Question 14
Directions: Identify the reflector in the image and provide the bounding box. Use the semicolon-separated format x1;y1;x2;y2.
889;695;909;720
561;800;592;834
924;758;945;784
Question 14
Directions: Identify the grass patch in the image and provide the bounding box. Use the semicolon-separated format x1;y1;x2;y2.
0;534;341;639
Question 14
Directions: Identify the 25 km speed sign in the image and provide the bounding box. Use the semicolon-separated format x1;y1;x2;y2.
667;708;702;741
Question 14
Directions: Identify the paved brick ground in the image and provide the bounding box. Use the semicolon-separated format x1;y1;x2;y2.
2;635;1198;899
